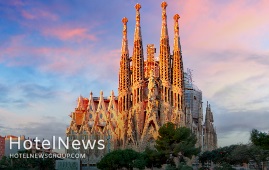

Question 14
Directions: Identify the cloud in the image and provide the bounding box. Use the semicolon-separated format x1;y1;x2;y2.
215;109;269;146
0;114;68;142
0;0;25;7
0;35;88;72
0;83;27;108
21;9;58;21
41;26;97;41
19;83;56;99
18;116;68;139
174;0;269;51
210;72;269;112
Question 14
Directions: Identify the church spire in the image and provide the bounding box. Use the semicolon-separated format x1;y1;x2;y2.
159;1;171;83
161;1;169;39
134;3;142;41
119;17;131;94
121;17;129;55
172;14;184;111
172;14;183;88
132;3;144;84
159;1;171;109
173;14;181;52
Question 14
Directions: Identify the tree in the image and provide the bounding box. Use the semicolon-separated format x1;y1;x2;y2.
0;150;56;170
214;162;235;170
155;122;200;165
143;147;164;169
199;151;213;165
231;144;269;170
97;149;146;170
250;129;269;170
251;129;269;150
0;156;12;169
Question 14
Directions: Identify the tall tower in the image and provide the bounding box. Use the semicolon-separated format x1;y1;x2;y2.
132;3;144;103
118;17;131;112
204;102;217;151
171;14;184;124
130;3;145;143
159;2;172;124
118;17;131;146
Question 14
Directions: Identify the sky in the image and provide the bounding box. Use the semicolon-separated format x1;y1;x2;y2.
0;0;269;147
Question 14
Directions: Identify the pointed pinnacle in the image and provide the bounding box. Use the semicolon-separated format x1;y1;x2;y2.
174;14;180;22
122;17;128;25
161;1;168;9
135;3;141;11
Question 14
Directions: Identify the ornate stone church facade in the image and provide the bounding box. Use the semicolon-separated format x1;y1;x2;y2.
66;2;217;165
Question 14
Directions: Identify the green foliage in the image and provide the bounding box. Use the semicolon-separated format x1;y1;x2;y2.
199;145;243;165
0;156;12;169
143;147;164;168
213;162;235;170
251;129;269;150
0;153;56;170
165;163;193;170
199;151;212;165
199;143;269;170
198;168;209;170
97;149;146;170
98;122;200;169
231;144;269;170
155;122;200;162
165;164;178;170
177;162;193;170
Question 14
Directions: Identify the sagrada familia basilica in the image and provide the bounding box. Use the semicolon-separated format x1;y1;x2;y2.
66;2;217;165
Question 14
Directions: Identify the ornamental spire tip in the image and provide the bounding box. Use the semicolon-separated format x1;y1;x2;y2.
161;1;168;9
135;3;141;11
174;14;180;22
122;17;128;24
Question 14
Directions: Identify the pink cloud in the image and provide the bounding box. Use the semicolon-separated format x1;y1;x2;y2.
173;0;269;51
21;10;36;19
42;27;97;41
8;0;24;6
0;34;119;78
21;8;58;21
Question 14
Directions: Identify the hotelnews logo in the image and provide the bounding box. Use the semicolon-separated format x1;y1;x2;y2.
8;136;105;159
9;136;105;150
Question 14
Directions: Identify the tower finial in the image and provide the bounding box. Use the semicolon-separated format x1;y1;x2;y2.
161;1;168;9
122;17;128;25
122;17;128;38
174;14;180;21
135;3;141;11
174;14;180;34
160;1;168;38
121;17;129;54
135;3;141;27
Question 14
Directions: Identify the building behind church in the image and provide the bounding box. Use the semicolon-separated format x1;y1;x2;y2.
66;2;217;166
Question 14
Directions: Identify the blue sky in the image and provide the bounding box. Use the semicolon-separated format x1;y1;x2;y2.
0;0;269;147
